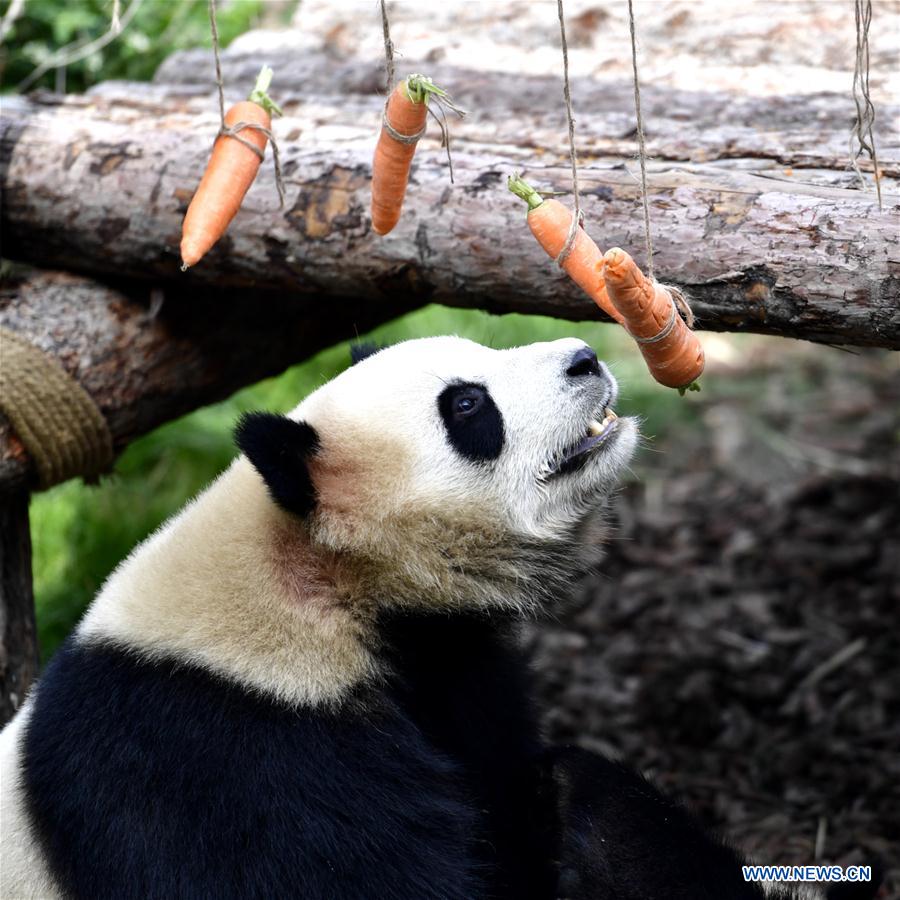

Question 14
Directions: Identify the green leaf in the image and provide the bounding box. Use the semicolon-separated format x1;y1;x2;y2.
52;7;100;44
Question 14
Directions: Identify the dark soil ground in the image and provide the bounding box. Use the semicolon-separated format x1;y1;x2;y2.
526;340;900;897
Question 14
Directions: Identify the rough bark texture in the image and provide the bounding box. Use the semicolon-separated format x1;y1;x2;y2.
0;491;38;722
1;59;897;348
0;267;415;494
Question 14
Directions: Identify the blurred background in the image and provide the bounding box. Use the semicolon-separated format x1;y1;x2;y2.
2;0;898;890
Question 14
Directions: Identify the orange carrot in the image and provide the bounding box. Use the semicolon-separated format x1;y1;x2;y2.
181;66;282;269
601;247;705;389
371;75;451;236
507;175;624;326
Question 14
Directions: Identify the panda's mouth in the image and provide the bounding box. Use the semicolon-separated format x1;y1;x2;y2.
548;408;619;477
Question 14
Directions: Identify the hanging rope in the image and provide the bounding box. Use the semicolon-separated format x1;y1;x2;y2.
850;0;882;211
380;0;395;97
626;0;655;281
555;0;583;268
379;0;421;147
378;3;465;182
208;0;284;207
625;0;695;330
0;328;113;489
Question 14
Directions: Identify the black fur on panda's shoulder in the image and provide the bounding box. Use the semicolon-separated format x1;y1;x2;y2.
23;637;485;900
234;412;319;517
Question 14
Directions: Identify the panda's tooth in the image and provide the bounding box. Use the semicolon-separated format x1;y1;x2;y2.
604;407;618;420
587;419;604;436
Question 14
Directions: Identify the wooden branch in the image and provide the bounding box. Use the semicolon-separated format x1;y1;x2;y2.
152;44;900;178
0;491;38;723
1;65;898;348
0;268;415;493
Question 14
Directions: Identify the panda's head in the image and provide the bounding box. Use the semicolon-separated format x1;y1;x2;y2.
236;336;638;614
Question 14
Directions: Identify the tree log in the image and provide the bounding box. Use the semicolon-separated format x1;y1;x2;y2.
152;42;899;179
1;54;898;348
0;267;415;494
0;491;38;722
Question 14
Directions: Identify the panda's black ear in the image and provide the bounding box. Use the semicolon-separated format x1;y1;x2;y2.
234;412;320;517
349;342;387;365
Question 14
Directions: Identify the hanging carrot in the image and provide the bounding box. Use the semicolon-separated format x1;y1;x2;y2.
371;74;457;236
601;247;704;390
181;66;282;269
507;175;624;326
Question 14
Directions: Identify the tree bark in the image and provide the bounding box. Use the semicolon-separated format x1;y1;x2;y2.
1;72;897;349
0;267;416;494
151;43;899;180
0;491;38;723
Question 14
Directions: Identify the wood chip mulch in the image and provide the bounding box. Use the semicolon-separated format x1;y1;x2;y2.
526;346;899;896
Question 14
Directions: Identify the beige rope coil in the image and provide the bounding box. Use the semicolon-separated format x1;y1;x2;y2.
0;327;113;488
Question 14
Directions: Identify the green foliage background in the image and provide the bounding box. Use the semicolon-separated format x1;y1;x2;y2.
0;0;296;92
2;0;691;659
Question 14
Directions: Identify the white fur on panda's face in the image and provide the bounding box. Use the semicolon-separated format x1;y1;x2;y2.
295;336;637;541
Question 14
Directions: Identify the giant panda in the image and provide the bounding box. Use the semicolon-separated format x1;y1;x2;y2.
0;336;878;900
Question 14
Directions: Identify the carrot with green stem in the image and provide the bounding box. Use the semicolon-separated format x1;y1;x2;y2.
181;65;282;269
601;247;704;390
507;174;624;326
371;74;461;236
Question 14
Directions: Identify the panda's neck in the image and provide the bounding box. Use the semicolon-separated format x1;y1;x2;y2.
77;460;376;708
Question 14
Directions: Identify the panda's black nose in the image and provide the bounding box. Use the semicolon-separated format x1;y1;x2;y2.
566;346;602;379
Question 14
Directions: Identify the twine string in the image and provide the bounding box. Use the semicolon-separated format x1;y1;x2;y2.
381;111;426;144
555;0;583;267
631;304;676;344
626;285;694;343
380;0;395;97
208;0;284;207
627;0;654;281
666;284;695;329
379;3;461;181
849;0;882;210
626;0;695;335
426;103;457;183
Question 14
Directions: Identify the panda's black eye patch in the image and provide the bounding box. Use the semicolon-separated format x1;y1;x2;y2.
438;383;504;463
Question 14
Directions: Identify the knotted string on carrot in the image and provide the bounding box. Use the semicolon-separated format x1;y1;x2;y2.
180;1;286;269
372;75;464;235
372;0;465;235
509;0;703;391
601;248;703;391
208;0;284;207
555;0;583;268
625;0;697;352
